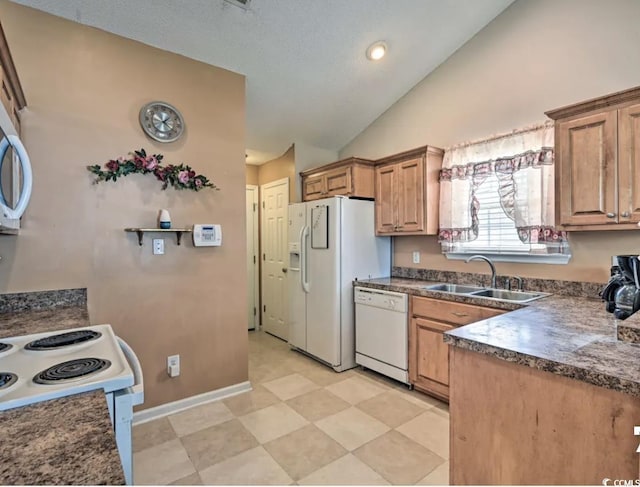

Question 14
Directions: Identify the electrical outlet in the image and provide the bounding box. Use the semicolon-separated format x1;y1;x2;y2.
167;354;180;377
153;239;165;255
412;251;420;264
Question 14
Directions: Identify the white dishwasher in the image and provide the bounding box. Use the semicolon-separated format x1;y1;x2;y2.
354;286;409;385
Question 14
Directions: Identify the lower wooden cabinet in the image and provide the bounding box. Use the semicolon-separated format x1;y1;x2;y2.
409;296;504;401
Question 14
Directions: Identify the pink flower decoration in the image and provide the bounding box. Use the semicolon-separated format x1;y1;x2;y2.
87;149;217;191
145;156;158;171
105;160;120;172
154;168;166;181
178;170;190;184
134;156;145;169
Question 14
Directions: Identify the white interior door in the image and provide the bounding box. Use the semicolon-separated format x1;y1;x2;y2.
246;185;259;330
261;178;289;340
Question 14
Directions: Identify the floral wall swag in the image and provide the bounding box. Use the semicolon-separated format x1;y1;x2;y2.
87;149;218;191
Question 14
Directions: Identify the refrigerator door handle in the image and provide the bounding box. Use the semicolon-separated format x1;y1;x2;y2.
301;225;310;293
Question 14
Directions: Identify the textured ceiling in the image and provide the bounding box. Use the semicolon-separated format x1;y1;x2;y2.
12;0;514;163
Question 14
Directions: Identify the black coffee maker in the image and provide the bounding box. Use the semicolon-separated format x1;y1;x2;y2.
601;255;640;320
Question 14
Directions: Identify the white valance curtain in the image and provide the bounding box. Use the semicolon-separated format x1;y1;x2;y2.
438;122;567;250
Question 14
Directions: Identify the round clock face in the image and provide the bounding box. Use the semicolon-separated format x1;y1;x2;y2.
139;101;185;143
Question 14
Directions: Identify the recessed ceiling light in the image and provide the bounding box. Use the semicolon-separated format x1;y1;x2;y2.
366;41;387;61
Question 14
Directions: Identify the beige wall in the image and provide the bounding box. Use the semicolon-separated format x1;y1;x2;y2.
258;144;295;201
245;165;259;186
0;2;247;409
340;0;640;284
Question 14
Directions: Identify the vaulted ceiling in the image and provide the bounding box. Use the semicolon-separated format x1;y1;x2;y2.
12;0;514;163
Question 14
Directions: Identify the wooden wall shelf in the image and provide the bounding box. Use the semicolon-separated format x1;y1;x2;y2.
124;228;192;246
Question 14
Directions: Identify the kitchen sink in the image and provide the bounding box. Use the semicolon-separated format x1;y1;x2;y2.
424;283;485;294
469;288;549;303
424;283;549;303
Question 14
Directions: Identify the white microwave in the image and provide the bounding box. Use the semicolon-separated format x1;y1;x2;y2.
0;99;32;233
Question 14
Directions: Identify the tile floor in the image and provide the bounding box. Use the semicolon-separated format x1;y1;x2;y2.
133;330;450;485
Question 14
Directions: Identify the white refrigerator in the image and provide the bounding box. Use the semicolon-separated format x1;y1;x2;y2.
287;196;391;372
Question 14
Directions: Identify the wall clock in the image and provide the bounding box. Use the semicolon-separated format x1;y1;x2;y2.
139;101;185;143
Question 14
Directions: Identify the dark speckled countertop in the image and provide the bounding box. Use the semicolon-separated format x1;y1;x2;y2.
0;305;90;338
0;288;125;485
355;277;640;398
0;390;125;485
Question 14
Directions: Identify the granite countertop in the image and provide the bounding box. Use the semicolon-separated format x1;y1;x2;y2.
0;289;125;485
0;305;89;338
355;277;640;397
0;390;125;485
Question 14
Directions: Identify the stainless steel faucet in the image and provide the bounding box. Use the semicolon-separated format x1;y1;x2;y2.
513;276;524;291
465;254;497;289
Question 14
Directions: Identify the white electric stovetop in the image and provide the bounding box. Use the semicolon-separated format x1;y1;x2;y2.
0;324;134;411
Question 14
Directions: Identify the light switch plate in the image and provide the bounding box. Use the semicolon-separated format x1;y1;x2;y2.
412;251;420;264
167;354;180;377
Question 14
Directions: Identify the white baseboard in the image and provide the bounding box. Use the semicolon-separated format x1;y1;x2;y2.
133;380;252;425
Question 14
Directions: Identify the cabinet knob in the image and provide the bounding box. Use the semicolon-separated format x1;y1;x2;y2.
621;211;630;218
282;268;288;273
606;212;617;218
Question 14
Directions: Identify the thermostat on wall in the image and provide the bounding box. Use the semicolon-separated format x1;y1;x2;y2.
193;224;222;246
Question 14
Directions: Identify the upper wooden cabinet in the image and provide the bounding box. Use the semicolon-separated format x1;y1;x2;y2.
300;157;375;202
546;86;640;230
0;23;26;135
374;146;443;235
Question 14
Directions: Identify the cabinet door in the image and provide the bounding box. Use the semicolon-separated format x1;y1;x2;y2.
409;317;453;401
557;111;617;226
325;166;352;197
0;65;12;118
375;165;397;233
11;106;19;136
618;102;640;223
397;157;425;232
302;175;325;201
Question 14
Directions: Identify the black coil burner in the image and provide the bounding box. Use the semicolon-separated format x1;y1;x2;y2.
0;343;12;353
0;372;17;390
25;330;101;351
33;358;111;384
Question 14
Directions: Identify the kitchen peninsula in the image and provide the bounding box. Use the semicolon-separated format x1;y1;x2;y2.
0;289;125;485
356;274;640;485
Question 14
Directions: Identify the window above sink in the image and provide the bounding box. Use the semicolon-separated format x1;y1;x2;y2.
438;122;571;265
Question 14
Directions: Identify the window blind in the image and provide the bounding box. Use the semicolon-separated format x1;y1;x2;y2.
448;173;547;255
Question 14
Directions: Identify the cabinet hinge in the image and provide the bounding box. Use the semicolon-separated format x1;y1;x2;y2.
263;253;266;261
253;307;256;316
263;305;266;312
262;201;265;209
253;203;257;212
253;255;256;264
